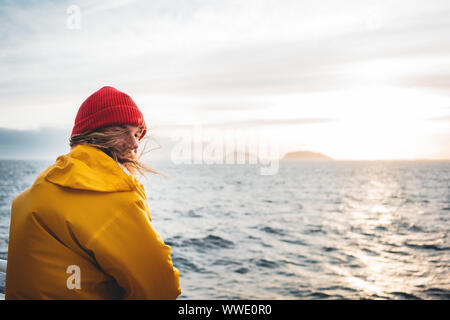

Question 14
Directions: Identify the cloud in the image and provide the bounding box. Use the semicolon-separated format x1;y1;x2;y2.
0;127;71;159
153;118;336;130
396;73;450;96
426;115;450;121
83;0;138;16
2;0;450;102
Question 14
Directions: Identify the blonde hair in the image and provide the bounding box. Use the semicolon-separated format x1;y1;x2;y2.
69;125;164;180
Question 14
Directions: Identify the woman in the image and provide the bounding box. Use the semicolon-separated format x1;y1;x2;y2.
5;86;181;299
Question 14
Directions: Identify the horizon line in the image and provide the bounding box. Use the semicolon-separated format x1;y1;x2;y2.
1;157;449;162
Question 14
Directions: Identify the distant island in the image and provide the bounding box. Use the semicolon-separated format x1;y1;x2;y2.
282;151;333;161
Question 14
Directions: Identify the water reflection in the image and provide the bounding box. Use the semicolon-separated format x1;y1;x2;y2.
330;163;448;299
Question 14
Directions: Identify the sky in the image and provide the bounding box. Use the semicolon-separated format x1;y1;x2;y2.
0;0;449;160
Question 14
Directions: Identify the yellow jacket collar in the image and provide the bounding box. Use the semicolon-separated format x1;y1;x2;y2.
45;144;136;192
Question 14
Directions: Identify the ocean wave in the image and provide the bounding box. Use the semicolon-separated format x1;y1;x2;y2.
280;259;305;267
386;249;411;256
361;248;380;256
180;234;234;250
212;259;241;266
234;267;249;274
390;291;421;300
408;225;424;232
308;292;334;299
322;246;337;252
422;288;450;299
404;241;449;251
305;226;326;235
281;287;312;298
260;226;286;236
252;258;279;269
171;256;208;274
186;209;202;218
280;238;308;246
317;285;358;293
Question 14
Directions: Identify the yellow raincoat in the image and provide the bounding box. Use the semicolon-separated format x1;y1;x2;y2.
5;144;181;299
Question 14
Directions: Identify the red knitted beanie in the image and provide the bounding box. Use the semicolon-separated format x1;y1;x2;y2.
71;86;147;141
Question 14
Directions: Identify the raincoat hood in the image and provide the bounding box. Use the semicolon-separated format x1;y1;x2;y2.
44;144;141;193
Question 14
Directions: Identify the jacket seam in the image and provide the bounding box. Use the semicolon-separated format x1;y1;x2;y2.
84;208;127;249
84;198;144;248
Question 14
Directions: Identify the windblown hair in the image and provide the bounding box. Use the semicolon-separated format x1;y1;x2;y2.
69;125;164;179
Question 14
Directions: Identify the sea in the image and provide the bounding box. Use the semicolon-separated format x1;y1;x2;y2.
0;159;449;299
